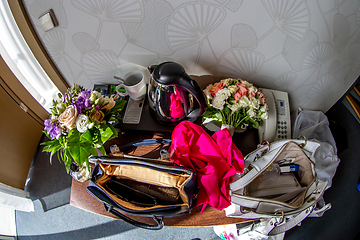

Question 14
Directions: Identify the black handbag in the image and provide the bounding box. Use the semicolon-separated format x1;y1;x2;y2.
86;139;197;230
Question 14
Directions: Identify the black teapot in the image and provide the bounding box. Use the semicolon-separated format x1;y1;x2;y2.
148;62;206;124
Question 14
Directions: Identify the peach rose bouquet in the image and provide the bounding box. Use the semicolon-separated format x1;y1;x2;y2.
202;78;268;133
41;84;126;173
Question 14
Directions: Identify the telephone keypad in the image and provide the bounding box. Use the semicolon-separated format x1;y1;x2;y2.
277;120;290;139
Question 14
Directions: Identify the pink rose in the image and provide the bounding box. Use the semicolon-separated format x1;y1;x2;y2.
236;83;248;96
234;83;248;101
256;90;267;104
58;105;77;130
209;82;224;97
249;92;255;98
234;91;242;101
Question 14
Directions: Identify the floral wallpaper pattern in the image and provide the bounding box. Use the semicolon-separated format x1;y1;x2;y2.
24;0;360;113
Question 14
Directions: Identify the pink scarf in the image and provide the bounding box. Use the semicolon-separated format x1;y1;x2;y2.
169;121;244;213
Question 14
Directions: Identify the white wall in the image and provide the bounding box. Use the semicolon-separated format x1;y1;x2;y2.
24;0;360;112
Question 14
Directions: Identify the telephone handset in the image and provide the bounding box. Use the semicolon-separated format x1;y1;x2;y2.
258;88;291;143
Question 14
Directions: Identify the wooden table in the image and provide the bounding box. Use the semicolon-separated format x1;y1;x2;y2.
70;128;258;227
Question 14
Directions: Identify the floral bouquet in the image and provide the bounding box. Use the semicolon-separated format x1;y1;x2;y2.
202;78;268;132
41;84;126;173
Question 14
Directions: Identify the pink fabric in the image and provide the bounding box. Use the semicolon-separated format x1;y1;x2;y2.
170;90;184;118
169;121;244;213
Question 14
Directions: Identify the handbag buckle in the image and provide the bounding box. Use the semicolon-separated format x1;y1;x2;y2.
240;206;252;214
255;141;270;159
297;136;307;148
274;210;284;226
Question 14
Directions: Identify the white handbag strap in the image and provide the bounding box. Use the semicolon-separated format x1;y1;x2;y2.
238;205;314;236
229;181;328;219
230;150;276;192
267;205;314;235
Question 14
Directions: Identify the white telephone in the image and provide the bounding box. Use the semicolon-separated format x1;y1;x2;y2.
258;88;291;143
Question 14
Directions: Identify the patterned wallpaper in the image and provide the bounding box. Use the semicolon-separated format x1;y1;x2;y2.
23;0;360;113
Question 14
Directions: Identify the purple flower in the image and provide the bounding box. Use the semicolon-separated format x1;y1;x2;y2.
77;96;85;105
43;119;61;140
84;98;92;110
73;96;87;113
82;89;91;99
49;124;61;140
73;102;81;114
44;119;52;132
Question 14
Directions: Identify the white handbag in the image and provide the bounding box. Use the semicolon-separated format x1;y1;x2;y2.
226;138;329;236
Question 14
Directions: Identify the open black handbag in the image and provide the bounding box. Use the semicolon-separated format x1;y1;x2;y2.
86;139;197;230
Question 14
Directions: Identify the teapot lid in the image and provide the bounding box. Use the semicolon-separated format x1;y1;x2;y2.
153;62;186;85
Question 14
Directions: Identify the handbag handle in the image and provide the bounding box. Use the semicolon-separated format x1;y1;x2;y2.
87;185;164;230
119;138;171;152
103;204;164;230
89;138;172;164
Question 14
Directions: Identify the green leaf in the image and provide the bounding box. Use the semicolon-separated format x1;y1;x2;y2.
108;124;118;138
89;147;98;157
40;139;59;147
214;112;223;121
252;120;259;129
103;100;127;121
99;123;115;143
223;106;231;115
49;144;62;164
113;99;126;111
67;129;92;167
41;138;63;165
63;149;72;173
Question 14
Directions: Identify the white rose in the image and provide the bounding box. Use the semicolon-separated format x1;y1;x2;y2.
241;80;250;87
247;108;256;118
248;85;257;94
221;78;232;86
239;96;250;108
260;104;268;112
76;114;91;133
216;88;231;100
261;112;268;120
228;85;239;94
211;96;225;110
229;101;241;112
249;97;260;109
90;91;103;104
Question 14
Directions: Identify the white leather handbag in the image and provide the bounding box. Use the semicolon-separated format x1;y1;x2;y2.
225;138;329;236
